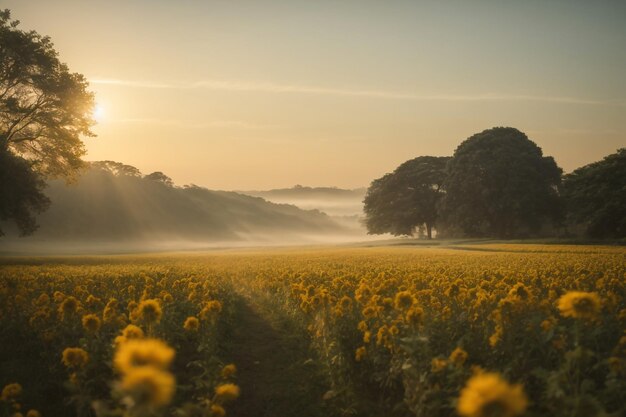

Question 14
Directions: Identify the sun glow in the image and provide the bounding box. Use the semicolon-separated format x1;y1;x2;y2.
93;104;105;122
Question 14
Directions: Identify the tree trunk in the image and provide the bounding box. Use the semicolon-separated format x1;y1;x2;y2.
426;223;432;239
0;134;8;151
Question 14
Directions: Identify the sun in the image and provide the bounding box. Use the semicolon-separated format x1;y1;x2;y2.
93;104;105;122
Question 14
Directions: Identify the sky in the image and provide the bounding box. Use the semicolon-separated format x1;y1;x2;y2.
4;0;626;189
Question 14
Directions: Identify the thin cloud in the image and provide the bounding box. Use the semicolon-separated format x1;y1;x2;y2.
90;78;174;89
90;77;623;106
112;117;279;129
528;127;621;136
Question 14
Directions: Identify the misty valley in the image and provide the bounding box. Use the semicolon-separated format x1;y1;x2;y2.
0;161;367;254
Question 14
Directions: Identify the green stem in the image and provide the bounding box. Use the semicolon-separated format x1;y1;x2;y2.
573;320;581;416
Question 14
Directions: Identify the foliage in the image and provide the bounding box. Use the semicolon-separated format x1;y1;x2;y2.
0;9;95;235
0;9;95;178
145;171;174;187
91;161;142;177
439;127;563;238
561;148;626;238
364;156;449;238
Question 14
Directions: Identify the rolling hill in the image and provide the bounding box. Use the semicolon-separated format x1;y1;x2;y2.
0;163;349;245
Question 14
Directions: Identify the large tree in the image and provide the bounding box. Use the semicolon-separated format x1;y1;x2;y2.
561;149;626;238
0;9;95;235
439;127;562;238
363;156;449;238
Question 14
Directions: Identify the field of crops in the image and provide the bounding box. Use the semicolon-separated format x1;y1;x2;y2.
1;244;624;417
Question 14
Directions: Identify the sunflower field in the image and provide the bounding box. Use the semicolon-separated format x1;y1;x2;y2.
1;244;624;417
0;260;240;417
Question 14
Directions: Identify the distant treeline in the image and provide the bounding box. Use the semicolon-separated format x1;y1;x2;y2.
0;160;343;240
364;127;625;239
243;185;366;200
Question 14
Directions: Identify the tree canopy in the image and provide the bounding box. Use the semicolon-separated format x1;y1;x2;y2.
439;127;562;238
0;9;95;235
0;9;95;178
363;156;449;238
91;160;142;177
144;171;174;187
561;148;626;238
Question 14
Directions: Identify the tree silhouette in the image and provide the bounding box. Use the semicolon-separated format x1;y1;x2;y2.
561;149;626;238
0;9;95;235
145;171;174;187
439;127;562;238
364;156;449;238
91;161;142;177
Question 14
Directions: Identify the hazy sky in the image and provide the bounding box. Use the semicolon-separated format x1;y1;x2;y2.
5;0;626;189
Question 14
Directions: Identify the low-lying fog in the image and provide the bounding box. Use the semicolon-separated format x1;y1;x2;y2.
0;169;386;255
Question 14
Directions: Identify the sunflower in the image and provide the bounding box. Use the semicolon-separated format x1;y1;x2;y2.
355;346;367;362
1;383;22;401
357;320;368;332
362;306;377;319
122;324;145;339
82;314;101;333
457;372;528;417
557;291;602;320
338;296;353;310
53;291;65;303
114;339;175;374
114;324;145;345
58;296;80;320
200;300;223;321
405;306;424;326
214;383;240;403
376;325;389;345
183;316;200;332
210;405;226;417
120;367;175;407
449;347;469;367
221;364;237;378
35;293;50;306
394;291;414;310
61;348;89;368
431;358;447;372
102;298;119;323
137;299;163;324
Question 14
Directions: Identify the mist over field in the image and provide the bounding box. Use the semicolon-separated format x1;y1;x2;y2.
242;186;366;217
241;185;367;235
0;164;374;255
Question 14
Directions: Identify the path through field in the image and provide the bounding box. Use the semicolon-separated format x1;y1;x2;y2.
224;297;330;417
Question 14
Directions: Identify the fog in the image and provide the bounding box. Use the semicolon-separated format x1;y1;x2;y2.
240;186;367;232
0;165;379;255
247;198;364;217
242;186;366;214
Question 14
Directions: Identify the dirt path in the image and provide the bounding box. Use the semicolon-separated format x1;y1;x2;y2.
223;296;330;417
